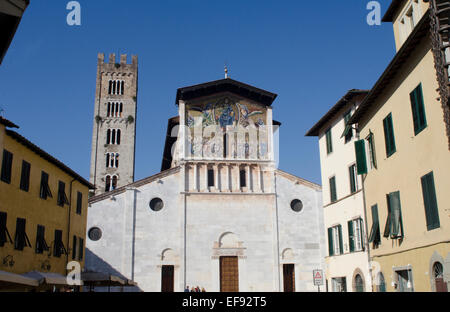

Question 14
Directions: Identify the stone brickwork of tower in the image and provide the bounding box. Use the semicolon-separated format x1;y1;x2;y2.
89;53;138;195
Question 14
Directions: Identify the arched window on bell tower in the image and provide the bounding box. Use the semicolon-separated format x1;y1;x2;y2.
105;175;111;192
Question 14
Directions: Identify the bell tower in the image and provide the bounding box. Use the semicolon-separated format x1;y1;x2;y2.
89;53;138;195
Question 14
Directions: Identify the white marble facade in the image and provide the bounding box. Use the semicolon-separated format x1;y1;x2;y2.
85;79;325;292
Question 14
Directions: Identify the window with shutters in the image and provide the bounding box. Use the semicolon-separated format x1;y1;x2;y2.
78;237;84;261
57;181;70;207
0;212;12;247
343;110;353;143
35;225;49;254
368;204;381;248
20;160;31;192
410;83;427;135
383;113;396;157
366;132;377;169
39;171;53;200
53;230;67;258
14;218;31;251
1;149;13;184
348;218;364;252
383;191;404;239
328;225;343;256
329;176;337;203
349;164;358;194
354;140;368;175
72;236;77;260
421;172;440;231
76;192;82;215
325;128;333;154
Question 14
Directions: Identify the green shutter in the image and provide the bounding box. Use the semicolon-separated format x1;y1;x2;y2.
342;111;353;142
367;132;377;169
359;218;365;251
329;177;337;202
1;150;13;184
20;161;30;192
383;114;396;157
328;227;334;256
388;191;403;239
383;196;391;238
410;84;427;135
349;165;356;193
369;205;380;245
79;237;84;261
354;140;368;175
338;225;343;254
72;236;77;260
410;89;420;133
348;220;355;252
326;128;333;154
421;172;440;231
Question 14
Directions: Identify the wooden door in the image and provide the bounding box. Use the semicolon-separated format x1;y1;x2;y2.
220;256;239;292
283;264;295;292
161;265;174;292
435;278;448;292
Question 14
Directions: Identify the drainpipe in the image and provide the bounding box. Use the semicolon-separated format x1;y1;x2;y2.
273;170;282;291
355;125;374;292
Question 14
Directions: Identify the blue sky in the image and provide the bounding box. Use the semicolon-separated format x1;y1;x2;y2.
0;0;395;185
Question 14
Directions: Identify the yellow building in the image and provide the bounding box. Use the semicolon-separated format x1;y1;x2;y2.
349;0;450;292
0;116;94;291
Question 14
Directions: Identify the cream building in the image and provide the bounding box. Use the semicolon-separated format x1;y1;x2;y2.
348;0;450;292
85;77;325;292
306;90;373;292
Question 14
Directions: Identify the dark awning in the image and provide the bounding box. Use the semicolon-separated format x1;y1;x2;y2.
22;271;71;286
81;272;127;287
0;270;39;288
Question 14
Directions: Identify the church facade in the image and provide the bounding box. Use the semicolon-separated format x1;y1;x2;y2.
85;63;325;292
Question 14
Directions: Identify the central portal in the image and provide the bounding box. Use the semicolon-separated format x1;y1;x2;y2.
220;256;239;292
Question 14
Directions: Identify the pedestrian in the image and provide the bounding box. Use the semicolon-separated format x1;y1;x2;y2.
201;287;206;292
184;285;190;292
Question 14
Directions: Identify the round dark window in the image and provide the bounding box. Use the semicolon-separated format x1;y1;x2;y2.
290;199;303;212
88;227;102;241
149;197;164;211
